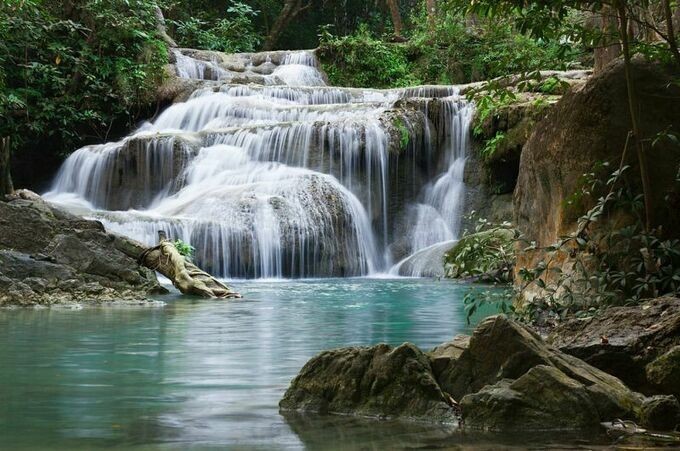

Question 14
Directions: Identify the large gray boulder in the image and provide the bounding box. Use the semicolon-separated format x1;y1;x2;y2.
461;365;601;431
281;315;680;431
279;343;456;422
646;346;680;400
440;316;645;428
0;191;165;306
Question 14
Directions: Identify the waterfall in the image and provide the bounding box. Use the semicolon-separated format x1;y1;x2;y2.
390;97;475;277
44;49;473;279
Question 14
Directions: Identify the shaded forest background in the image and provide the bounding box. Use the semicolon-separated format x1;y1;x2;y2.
1;0;678;188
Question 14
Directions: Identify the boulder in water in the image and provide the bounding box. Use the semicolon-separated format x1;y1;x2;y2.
440;316;644;424
460;365;601;431
281;315;679;431
279;343;456;422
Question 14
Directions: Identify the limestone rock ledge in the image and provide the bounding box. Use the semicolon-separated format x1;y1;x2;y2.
0;191;167;307
280;315;680;432
549;297;680;399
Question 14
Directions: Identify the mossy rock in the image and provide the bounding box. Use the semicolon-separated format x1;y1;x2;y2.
461;365;601;431
646;346;680;400
444;228;515;282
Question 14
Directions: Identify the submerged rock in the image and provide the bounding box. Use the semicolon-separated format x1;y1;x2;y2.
279;343;456;422
548;297;680;396
0;191;166;306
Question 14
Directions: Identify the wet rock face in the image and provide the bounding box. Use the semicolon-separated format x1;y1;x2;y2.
0;192;165;306
279;343;456;422
513;59;680;290
548;297;680;396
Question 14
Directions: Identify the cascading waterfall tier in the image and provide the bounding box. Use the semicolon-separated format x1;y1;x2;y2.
45;49;474;279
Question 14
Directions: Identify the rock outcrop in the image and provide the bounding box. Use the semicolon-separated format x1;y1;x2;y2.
0;191;166;306
281;315;679;431
513;59;680;296
548;297;680;397
449;316;651;430
462;71;591;230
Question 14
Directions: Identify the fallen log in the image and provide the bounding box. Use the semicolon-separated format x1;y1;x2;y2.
138;231;241;298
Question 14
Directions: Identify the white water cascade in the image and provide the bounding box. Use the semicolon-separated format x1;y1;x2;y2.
44;49;474;279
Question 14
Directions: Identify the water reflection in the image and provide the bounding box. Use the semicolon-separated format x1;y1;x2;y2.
0;279;508;449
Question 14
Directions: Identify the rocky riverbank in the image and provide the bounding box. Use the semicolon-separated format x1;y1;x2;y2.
280;312;680;434
0;191;167;307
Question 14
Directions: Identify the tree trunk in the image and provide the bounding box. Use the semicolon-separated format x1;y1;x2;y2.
154;5;177;48
386;0;403;37
138;231;241;298
661;0;680;66
615;0;653;231
0;137;14;197
592;5;622;73
426;0;437;32
262;0;311;51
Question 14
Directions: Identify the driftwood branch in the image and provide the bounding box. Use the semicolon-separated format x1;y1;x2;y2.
138;231;241;298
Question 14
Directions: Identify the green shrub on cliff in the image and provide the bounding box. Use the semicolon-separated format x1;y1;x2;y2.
168;2;260;52
318;24;420;88
445;218;517;283
0;0;168;183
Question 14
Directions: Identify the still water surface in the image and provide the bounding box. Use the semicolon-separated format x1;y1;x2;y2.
1;279;605;450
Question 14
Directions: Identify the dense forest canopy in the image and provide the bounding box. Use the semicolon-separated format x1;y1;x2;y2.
1;0;678;187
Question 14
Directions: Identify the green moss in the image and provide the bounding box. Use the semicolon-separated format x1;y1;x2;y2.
393;117;411;150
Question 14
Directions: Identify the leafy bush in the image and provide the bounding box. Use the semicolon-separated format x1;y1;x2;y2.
173;239;195;259
169;2;260;52
317;24;421;88
0;0;168;168
445;216;517;283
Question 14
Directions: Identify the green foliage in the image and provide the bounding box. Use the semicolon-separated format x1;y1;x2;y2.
446;215;517;283
0;0;168;157
471;86;517;136
463;286;514;324
516;164;680;322
318;7;583;89
479;132;507;160
394;117;411;150
318;24;420;88
169;2;260;52
411;8;582;84
173;239;195;259
464;164;680;324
